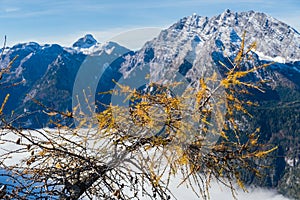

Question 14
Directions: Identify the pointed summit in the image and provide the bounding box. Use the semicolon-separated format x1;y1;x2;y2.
224;8;232;13
72;34;97;48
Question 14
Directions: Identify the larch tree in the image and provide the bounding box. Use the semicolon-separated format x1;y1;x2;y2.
0;35;277;200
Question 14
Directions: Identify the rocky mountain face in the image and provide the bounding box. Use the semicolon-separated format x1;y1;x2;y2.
0;35;131;127
117;10;300;199
0;10;299;199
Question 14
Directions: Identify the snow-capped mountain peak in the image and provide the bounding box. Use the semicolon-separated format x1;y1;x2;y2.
72;34;98;49
147;10;300;66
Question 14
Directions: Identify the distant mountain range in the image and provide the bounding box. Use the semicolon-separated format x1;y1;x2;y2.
0;10;299;199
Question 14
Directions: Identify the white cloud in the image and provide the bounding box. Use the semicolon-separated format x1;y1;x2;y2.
3;7;20;13
168;176;290;200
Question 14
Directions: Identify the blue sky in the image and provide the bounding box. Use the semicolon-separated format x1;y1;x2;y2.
0;0;299;47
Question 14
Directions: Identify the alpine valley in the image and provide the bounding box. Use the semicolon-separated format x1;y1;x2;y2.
0;10;299;199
